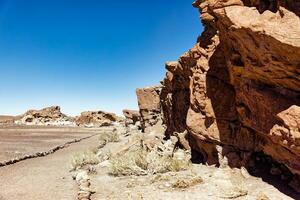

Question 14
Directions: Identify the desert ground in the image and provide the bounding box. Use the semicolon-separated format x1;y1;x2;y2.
0;125;101;162
0;124;299;200
0;125;110;200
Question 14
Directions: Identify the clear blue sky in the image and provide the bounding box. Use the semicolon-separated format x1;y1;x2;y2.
0;0;202;116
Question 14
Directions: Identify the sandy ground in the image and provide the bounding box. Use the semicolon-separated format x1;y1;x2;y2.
0;132;101;200
0;125;299;200
87;133;300;200
0;126;100;161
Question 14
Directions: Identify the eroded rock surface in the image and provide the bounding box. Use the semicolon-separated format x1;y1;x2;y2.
76;111;122;128
136;86;166;135
157;0;300;187
122;109;140;126
15;106;74;126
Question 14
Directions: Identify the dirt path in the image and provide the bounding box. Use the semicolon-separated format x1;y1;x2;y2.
0;134;100;200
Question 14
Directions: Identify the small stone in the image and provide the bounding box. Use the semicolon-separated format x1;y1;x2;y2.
240;167;251;179
165;183;171;187
76;171;89;183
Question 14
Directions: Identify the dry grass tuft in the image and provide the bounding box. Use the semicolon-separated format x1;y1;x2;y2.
109;148;190;176
98;132;120;148
150;174;172;183
71;150;100;170
171;176;203;189
109;149;148;176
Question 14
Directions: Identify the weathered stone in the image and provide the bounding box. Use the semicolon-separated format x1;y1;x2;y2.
136;86;165;135
122;109;140;126
157;0;300;188
76;110;121;127
15;106;75;126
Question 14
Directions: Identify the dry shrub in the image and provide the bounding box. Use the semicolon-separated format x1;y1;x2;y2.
102;131;120;142
150;174;172;183
109;148;190;176
71;150;100;170
99;132;120;147
171;176;203;189
109;149;147;176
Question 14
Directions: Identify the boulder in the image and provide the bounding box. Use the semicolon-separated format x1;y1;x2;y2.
136;86;166;135
122;109;140;126
76;110;121;127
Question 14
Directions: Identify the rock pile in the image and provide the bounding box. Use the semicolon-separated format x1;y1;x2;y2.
15;106;75;126
73;170;94;200
75;111;122;128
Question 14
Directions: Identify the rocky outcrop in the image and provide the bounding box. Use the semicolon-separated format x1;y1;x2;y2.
136;86;165;134
76;111;121;128
122;109;140;126
15;106;75;126
158;0;300;184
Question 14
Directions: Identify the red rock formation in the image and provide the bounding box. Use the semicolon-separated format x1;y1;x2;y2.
136;86;165;134
159;0;300;179
76;111;121;127
122;109;140;126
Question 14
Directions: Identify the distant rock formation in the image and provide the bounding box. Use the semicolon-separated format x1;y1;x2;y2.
0;116;19;125
75;110;122;128
138;0;300;191
136;86;165;135
15;106;75;126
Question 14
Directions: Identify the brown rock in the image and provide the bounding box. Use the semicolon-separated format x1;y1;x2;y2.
153;0;300;190
16;106;74;126
136;86;165;134
122;109;140;126
75;110;120;127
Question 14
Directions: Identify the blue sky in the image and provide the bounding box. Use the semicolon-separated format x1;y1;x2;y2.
0;0;202;116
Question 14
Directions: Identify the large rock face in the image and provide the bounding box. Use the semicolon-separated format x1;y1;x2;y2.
136;86;166;134
160;0;300;178
15;106;75;126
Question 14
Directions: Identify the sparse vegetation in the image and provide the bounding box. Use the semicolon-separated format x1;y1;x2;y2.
150;174;172;183
71;150;100;170
98;132;120;148
109;148;190;176
171;176;203;189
